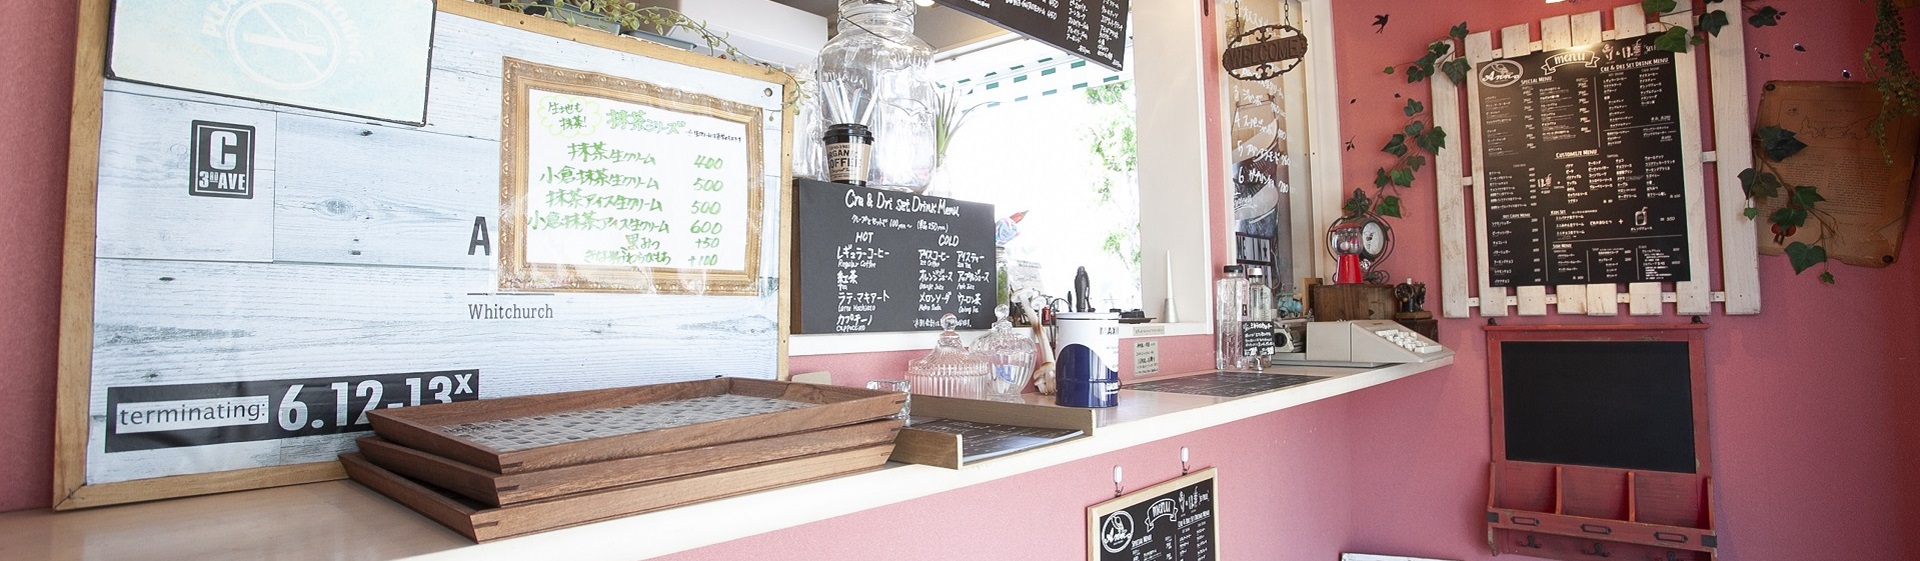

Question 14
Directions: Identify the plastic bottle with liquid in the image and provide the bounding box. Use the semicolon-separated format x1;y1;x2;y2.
1214;266;1248;370
1244;267;1276;369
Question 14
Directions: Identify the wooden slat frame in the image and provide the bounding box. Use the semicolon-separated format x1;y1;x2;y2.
1437;2;1757;320
1706;4;1762;314
1432;46;1473;318
54;0;798;510
1465;31;1507;317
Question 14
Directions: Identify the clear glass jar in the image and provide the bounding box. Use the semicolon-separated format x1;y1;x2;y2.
815;0;936;192
971;305;1035;399
906;314;990;399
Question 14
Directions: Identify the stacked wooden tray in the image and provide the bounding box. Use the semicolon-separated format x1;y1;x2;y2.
342;377;905;542
890;395;1097;469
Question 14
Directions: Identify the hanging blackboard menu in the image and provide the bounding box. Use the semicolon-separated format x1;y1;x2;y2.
934;0;1129;72
1476;35;1690;287
1088;468;1217;561
794;179;996;334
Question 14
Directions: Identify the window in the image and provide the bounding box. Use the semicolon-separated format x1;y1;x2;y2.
933;39;1142;311
791;0;1345;354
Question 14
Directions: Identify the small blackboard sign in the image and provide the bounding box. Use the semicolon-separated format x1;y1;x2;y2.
1475;35;1691;287
794;179;996;334
1088;468;1217;561
1501;340;1696;473
934;0;1130;72
1240;321;1276;357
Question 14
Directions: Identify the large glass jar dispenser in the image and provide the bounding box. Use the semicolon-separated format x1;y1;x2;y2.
815;0;936;192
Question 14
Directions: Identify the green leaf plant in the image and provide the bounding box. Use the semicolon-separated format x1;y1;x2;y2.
1645;1;1787;53
1866;0;1920;161
1738;125;1838;283
1367;22;1466;219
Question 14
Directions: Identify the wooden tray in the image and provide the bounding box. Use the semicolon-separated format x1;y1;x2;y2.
342;443;895;542
358;418;901;506
368;378;904;473
891;395;1096;469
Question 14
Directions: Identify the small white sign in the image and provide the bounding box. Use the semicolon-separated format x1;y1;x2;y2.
1132;339;1160;376
109;0;436;124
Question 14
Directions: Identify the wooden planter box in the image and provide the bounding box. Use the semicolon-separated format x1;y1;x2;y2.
368;378;905;473
357;419;901;506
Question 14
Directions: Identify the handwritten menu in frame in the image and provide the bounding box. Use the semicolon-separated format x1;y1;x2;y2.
1476;35;1690;288
1088;468;1218;561
499;58;763;295
935;0;1130;71
794;179;996;334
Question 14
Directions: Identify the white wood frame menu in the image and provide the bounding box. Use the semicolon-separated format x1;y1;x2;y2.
1431;4;1763;319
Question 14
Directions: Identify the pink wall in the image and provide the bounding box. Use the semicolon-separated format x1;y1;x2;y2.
0;0;78;513
1;2;1916;561
1331;1;1920;561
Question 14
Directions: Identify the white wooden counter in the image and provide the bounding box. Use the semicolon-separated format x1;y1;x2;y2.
0;359;1449;560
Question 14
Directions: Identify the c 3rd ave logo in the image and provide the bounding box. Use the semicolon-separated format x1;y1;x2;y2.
190;120;255;198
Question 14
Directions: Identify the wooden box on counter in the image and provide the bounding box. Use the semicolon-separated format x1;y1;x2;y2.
1308;283;1398;321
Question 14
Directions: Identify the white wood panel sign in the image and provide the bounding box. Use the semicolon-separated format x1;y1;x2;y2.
58;0;796;509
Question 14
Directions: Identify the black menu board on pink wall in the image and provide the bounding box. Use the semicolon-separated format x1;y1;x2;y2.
934;0;1129;71
1090;469;1218;561
794;179;995;334
1476;35;1691;288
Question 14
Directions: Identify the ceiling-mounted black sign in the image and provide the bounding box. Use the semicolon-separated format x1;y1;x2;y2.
934;0;1129;72
1223;24;1307;81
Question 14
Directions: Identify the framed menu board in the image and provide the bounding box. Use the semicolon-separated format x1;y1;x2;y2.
55;0;793;509
1475;35;1692;287
1088;468;1218;561
498;58;765;295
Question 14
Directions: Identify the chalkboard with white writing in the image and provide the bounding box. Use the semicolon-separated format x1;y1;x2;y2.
794;179;996;334
934;0;1130;71
1088;468;1217;561
1475;35;1691;287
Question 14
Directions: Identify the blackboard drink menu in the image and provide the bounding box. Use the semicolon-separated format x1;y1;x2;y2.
1477;35;1691;287
935;0;1130;71
795;179;996;334
1089;468;1217;561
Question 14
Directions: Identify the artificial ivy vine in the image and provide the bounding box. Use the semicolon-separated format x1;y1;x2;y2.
1643;0;1783;53
1867;0;1920;161
1365;22;1468;219
1739;126;1837;283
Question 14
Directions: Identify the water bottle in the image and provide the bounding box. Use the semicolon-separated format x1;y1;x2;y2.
1244;267;1275;369
1215;266;1247;370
